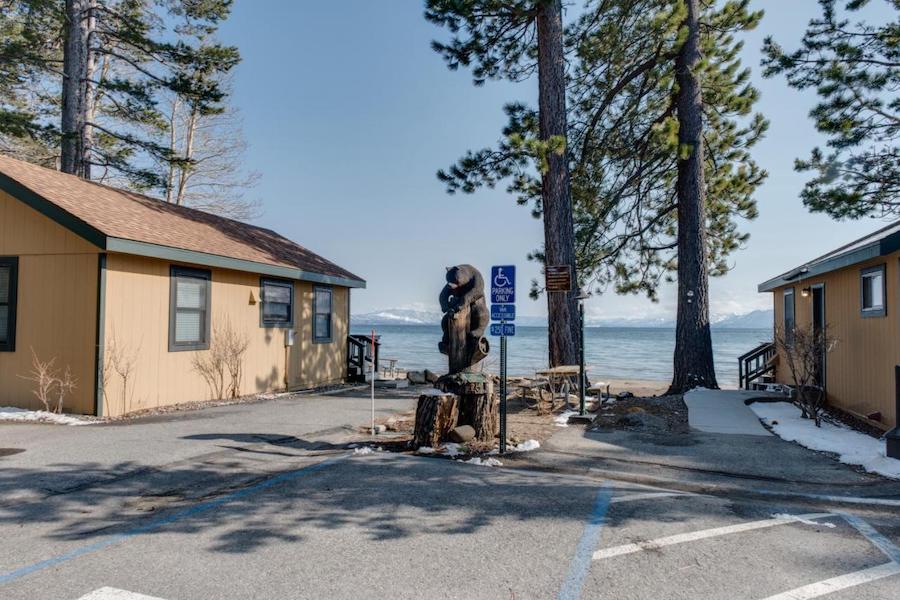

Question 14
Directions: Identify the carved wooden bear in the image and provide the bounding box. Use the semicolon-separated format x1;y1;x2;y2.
439;264;490;373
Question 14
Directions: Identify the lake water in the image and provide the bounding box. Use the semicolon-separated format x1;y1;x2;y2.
351;325;772;388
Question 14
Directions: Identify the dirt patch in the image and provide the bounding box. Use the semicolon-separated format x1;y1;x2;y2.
355;390;569;458
591;394;689;434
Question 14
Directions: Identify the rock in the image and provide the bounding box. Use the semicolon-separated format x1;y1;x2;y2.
373;424;387;434
424;369;440;384
449;425;476;443
617;412;665;431
407;370;427;384
617;391;635;399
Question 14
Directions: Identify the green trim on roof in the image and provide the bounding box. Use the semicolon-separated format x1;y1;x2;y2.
757;236;898;292
106;237;366;288
0;171;107;249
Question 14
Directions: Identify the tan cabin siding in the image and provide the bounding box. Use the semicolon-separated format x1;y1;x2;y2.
101;253;349;417
771;252;900;429
0;189;100;414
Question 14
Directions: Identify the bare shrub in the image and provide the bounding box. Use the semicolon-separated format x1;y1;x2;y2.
774;324;836;427
220;318;249;398
192;317;248;400
18;348;77;413
107;332;139;413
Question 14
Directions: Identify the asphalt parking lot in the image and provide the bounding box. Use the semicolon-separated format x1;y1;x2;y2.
1;449;898;600
1;390;899;599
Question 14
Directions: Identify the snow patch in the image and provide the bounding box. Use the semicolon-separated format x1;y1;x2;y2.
750;402;900;480
463;457;503;467
417;446;436;454
554;410;578;427
511;439;541;452
0;407;93;426
442;442;464;457
353;446;375;455
419;388;448;397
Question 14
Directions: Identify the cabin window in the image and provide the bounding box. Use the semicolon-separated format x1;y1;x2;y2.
783;288;795;345
860;265;886;317
260;278;294;327
313;286;333;343
0;257;18;352
169;266;211;351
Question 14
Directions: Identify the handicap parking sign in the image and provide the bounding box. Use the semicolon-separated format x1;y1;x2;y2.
491;265;515;304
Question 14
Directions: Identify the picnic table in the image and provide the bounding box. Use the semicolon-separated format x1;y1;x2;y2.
535;365;584;407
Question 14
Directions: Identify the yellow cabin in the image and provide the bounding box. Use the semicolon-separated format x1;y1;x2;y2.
758;221;900;431
0;155;364;417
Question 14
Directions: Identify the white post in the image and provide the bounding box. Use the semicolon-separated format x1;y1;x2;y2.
370;329;376;436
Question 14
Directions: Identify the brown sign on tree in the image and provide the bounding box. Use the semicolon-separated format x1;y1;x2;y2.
545;265;573;292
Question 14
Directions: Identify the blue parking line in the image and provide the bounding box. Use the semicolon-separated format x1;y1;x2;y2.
840;512;900;564
558;482;613;600
0;454;347;586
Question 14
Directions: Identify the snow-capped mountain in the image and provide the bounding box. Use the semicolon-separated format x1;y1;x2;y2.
352;308;773;329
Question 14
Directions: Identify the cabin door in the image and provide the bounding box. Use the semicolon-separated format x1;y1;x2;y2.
811;284;825;388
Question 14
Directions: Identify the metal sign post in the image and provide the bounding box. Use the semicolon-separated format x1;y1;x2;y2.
490;265;516;454
370;329;376;436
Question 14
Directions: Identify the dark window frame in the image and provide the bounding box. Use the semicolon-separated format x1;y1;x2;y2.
313;285;333;343
860;264;886;317
0;256;18;352
168;266;211;352
783;287;795;346
260;277;294;328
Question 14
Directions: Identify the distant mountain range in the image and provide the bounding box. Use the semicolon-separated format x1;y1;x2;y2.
352;308;773;329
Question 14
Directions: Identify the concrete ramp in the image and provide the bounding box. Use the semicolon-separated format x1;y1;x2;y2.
684;389;773;436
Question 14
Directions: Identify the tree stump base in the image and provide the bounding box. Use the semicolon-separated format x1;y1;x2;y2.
413;391;459;448
440;372;497;443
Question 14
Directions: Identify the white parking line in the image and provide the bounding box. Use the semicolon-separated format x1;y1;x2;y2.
78;588;167;600
592;513;835;560
758;562;900;600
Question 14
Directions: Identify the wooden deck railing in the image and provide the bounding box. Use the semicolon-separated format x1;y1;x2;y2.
347;334;380;383
738;342;775;390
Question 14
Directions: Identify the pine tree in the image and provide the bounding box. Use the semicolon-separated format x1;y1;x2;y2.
426;0;581;367
763;0;899;219
428;0;767;388
0;0;240;194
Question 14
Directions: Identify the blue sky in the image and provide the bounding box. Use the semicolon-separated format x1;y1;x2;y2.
219;0;889;320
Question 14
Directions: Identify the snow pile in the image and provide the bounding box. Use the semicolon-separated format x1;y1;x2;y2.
0;407;93;426
416;446;436;454
419;388;447;397
353;446;375;455
554;410;578;427
511;439;541;452
442;442;464;457
750;402;900;480
463;457;503;467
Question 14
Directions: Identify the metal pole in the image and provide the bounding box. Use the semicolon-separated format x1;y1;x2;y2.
500;319;507;454
370;328;376;436
579;300;586;416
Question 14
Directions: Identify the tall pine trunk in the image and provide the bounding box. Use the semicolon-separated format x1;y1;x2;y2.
536;0;578;367
669;0;718;394
61;0;93;178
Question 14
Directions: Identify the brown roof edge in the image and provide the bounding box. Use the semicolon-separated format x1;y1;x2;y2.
0;155;365;287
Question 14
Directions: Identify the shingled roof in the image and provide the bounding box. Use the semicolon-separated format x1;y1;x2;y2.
0;155;364;288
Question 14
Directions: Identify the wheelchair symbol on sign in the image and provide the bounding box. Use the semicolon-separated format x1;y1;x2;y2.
493;268;512;289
